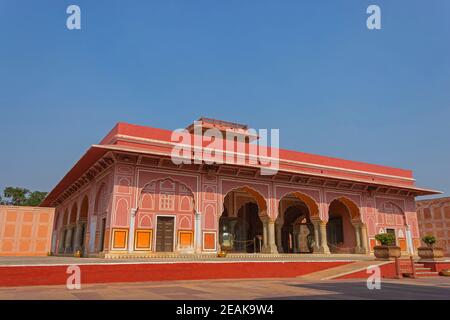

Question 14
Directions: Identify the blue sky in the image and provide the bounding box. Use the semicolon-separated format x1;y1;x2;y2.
0;0;449;198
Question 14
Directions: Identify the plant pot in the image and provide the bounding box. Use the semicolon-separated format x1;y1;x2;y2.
439;269;450;276
374;245;401;260
418;247;444;260
217;251;227;258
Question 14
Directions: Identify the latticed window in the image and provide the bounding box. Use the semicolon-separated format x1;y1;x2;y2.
159;193;174;210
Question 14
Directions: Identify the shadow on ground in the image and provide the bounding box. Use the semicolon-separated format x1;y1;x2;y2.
261;280;450;300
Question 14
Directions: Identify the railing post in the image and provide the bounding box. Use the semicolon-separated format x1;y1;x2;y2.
394;257;403;279
410;256;416;279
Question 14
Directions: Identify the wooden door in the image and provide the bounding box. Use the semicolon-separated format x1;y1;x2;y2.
156;216;175;252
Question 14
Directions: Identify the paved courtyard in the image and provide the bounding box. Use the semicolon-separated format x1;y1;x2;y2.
0;277;449;300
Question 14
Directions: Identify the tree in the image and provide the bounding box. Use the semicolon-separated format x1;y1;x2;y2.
26;191;48;206
1;187;48;206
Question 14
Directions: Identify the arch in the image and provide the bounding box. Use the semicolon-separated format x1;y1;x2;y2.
279;191;320;219
94;183;106;215
223;185;267;214
219;186;266;253
278;204;314;253
140;177;196;210
69;203;78;224
78;195;89;221
329;196;362;221
62;208;69;226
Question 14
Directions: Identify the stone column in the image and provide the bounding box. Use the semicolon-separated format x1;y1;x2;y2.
73;224;81;252
128;208;137;253
263;219;278;254
58;230;65;253
262;220;268;252
276;222;283;253
194;211;202;253
312;221;321;253
360;224;369;254
354;223;362;253
64;228;73;253
405;225;414;255
88;218;97;253
319;221;330;254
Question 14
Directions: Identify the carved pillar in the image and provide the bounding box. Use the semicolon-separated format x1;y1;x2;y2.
128;208;137;253
88;217;97;253
319;221;330;254
275;222;283;253
64;228;73;253
312;221;321;253
360;224;369;254
262;219;278;254
73;224;81;252
194;211;202;253
58;229;65;253
354;223;362;253
405;225;414;255
262;220;268;252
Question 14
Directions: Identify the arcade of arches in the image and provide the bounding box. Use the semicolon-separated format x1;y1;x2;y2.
217;190;369;255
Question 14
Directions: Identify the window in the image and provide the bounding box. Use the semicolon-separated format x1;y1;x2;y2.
386;228;397;245
159;193;174;210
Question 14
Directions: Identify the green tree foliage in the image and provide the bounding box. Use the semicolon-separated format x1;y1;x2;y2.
0;187;48;206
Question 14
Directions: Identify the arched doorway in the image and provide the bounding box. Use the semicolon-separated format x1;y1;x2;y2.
276;193;318;254
75;196;89;254
65;203;77;253
90;183;107;253
326;197;367;254
219;187;266;253
280;206;314;253
58;209;68;254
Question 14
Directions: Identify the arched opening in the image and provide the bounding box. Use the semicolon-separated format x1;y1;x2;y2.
219;187;267;253
276;192;318;254
91;183;107;253
75;196;89;253
58;209;68;254
326;197;365;254
66;203;78;253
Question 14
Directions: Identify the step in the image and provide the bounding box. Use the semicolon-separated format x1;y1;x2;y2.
414;263;425;268
297;260;389;280
415;267;433;272
416;271;439;277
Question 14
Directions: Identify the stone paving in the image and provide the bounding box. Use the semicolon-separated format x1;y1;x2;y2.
0;276;449;300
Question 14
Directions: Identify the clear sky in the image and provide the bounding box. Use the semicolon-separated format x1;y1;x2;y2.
0;0;449;199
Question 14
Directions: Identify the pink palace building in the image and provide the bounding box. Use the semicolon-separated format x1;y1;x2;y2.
41;118;439;258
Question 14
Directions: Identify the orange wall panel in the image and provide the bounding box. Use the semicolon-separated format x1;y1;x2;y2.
112;229;128;249
179;231;193;249
0;205;55;256
203;232;216;250
135;229;152;250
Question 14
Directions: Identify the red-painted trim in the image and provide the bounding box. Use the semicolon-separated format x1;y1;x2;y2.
0;261;350;287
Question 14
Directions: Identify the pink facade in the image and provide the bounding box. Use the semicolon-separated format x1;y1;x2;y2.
42;118;438;257
416;197;450;256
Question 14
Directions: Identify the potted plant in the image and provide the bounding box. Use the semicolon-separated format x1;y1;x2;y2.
374;233;401;260
418;235;444;260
